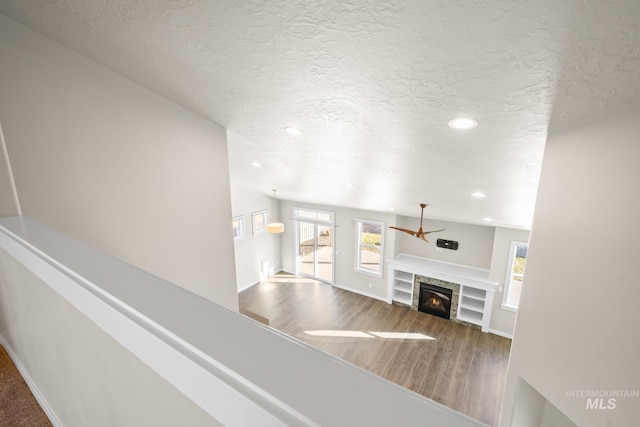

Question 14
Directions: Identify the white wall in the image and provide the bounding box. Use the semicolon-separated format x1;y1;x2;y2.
230;182;281;291
0;247;224;427
0;15;237;310
279;200;396;300
500;105;640;426
488;226;530;337
394;215;495;269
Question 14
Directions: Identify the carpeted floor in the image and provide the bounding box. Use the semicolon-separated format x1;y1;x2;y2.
0;345;53;427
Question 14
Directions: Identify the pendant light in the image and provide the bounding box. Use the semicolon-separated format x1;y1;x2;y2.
267;189;284;234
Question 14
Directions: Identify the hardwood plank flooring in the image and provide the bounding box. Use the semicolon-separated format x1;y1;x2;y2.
239;273;511;426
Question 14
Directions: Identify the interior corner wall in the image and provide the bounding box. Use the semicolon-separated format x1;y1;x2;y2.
500;105;640;426
0;15;238;310
230;183;281;291
394;215;495;269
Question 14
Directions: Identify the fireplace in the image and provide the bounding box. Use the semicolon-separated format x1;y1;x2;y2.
418;282;453;319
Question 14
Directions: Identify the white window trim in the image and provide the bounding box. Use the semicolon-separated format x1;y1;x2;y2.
232;215;245;240
251;210;269;235
292;206;334;225
292;207;336;284
501;240;528;311
354;218;385;278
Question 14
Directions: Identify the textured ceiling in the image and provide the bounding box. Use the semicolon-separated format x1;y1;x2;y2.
1;0;638;228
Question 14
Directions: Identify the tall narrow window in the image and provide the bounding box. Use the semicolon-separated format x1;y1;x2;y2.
232;215;245;240
355;219;385;277
502;241;528;310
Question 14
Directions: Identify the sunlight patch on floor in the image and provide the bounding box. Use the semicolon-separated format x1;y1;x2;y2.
369;332;435;340
304;330;374;338
267;275;320;285
304;330;435;340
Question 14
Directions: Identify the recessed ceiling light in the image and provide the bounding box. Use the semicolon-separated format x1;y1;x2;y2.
250;161;261;168
483;217;494;222
344;183;354;188
448;117;478;129
285;126;303;135
471;192;486;198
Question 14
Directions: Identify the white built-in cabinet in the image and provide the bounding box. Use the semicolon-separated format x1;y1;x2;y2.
387;254;498;333
457;286;487;326
391;269;414;305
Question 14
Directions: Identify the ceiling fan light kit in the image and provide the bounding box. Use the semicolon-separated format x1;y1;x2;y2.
389;203;445;243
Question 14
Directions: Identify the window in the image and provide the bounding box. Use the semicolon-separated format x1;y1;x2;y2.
502;241;528;310
293;207;334;224
355;219;385;277
251;210;269;235
232;215;245;240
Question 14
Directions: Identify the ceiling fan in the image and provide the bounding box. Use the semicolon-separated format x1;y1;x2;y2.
390;203;445;242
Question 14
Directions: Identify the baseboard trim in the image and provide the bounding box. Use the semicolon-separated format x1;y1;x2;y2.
332;283;388;303
237;280;261;293
488;328;514;339
0;336;64;427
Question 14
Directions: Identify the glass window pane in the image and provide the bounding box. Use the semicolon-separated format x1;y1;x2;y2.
232;216;245;240
355;219;384;277
503;241;528;309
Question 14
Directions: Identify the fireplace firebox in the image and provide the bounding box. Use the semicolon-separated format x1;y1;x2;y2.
418;283;453;319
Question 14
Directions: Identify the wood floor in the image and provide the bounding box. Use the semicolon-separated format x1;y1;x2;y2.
239;273;511;426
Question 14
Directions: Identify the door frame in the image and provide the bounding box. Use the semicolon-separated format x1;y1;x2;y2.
292;207;335;284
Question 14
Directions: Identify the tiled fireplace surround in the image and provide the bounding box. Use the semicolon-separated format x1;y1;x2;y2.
411;275;470;327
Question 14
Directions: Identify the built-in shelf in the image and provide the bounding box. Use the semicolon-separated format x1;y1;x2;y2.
394;270;413;283
460;295;485;312
386;254;498;333
457;307;484;325
394;281;412;293
460;286;486;300
390;269;415;306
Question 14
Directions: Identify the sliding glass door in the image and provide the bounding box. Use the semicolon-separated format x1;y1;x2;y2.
298;221;316;277
294;208;334;283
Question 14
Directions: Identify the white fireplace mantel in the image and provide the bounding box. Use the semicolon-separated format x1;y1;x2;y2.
386;254;498;332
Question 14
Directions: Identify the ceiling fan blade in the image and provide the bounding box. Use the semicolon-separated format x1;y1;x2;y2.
389;204;441;243
424;229;445;234
389;226;418;237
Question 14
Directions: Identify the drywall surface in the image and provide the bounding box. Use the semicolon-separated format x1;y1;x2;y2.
394;215;495;269
0;246;224;427
230;182;281;291
0;15;237;310
500;106;640;426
